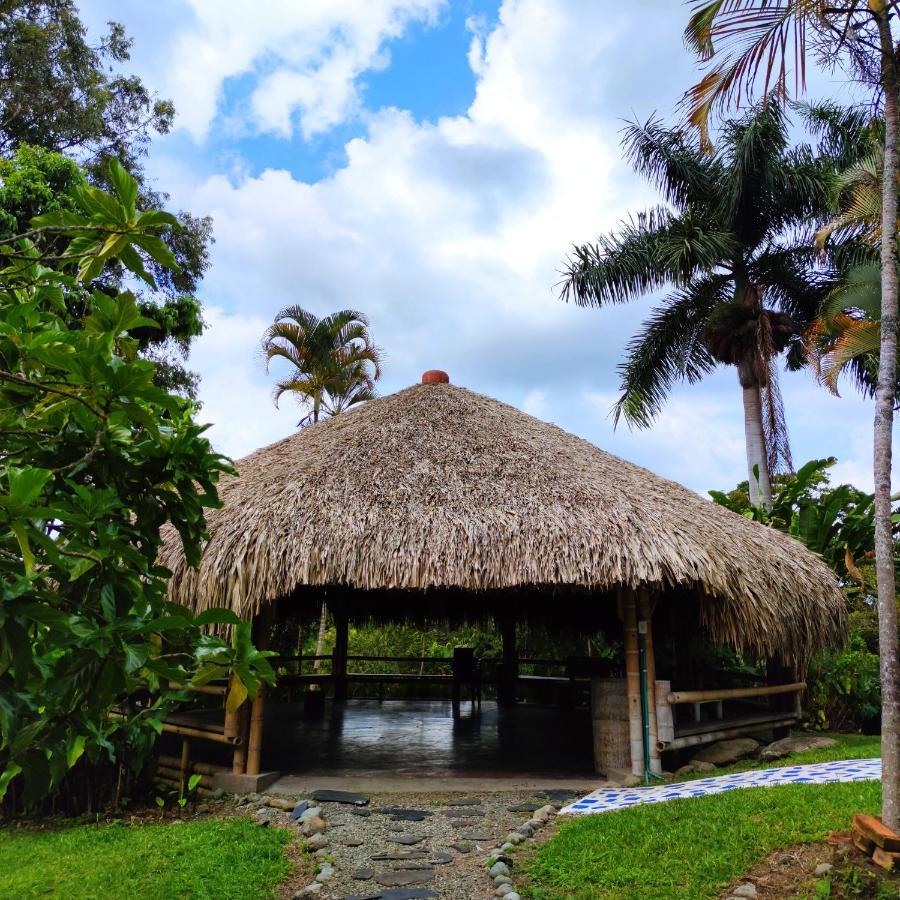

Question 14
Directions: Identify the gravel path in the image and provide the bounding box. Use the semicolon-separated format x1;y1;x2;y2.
233;787;583;899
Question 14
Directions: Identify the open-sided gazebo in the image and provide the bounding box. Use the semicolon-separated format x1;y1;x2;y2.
159;372;845;790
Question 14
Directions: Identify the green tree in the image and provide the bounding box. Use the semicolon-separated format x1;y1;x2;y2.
262;305;382;660
0;160;273;811
559;102;833;506
683;0;900;831
262;306;383;426
0;2;212;396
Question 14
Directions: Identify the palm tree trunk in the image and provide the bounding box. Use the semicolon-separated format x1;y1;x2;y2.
874;5;900;832
740;378;773;509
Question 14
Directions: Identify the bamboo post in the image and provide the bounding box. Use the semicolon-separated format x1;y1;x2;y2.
622;588;643;777
232;701;250;774
246;602;275;776
333;608;349;704
638;588;662;775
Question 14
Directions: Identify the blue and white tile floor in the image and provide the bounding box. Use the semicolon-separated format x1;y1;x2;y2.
562;758;882;815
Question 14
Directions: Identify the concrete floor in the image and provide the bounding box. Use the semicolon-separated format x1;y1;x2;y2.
263;698;596;788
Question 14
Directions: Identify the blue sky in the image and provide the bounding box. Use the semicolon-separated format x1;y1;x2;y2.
78;0;883;494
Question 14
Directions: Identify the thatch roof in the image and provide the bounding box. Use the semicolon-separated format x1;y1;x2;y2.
159;381;845;661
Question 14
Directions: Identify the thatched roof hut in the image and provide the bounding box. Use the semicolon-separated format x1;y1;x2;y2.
160;377;844;662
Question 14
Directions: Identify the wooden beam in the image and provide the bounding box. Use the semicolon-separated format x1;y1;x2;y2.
232;701;250;774
246;602;275;776
667;682;805;704
497;617;518;706
333;607;349;703
621;587;643;777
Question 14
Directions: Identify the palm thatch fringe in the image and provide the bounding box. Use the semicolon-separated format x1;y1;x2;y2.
159;383;845;663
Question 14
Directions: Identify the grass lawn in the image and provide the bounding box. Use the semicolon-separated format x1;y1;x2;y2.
524;733;884;899
0;817;293;900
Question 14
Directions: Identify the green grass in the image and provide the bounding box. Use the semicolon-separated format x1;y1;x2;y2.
525;732;884;899
0;817;293;899
525;780;881;899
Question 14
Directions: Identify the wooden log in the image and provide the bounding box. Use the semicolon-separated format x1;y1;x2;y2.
170;682;228;696
622;587;643;777
246;602;275;776
667;683;805;704
157;766;214;789
872;847;900;871
158;755;226;776
179;737;190;790
590;678;630;774
852;813;900;851
657;716;797;751
232;701;249;774
162;722;238;744
224;674;240;741
333;609;349;703
853;833;876;855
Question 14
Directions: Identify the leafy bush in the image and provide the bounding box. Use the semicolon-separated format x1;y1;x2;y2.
0;161;273;813
807;634;881;732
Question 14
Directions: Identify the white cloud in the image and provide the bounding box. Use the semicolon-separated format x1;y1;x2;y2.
126;0;894;497
160;0;445;140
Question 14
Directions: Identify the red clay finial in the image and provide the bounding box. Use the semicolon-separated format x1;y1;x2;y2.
421;369;449;384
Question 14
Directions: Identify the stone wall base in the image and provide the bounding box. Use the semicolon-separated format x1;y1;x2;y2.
212;771;280;794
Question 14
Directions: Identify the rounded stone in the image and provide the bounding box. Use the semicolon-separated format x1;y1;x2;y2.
495;885;513;897
501;842;515;851
732;884;757;898
302;816;327;836
299;806;323;823
494;875;513;887
506;893;521;900
506;833;522;845
814;863;833;876
489;861;510;878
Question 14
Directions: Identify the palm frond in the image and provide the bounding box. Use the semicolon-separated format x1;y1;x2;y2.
613;277;727;428
559;207;736;307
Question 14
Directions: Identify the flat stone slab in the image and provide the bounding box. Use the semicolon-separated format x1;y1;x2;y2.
353;868;376;880
459;832;492;842
389;835;427;845
449;842;473;854
442;808;483;817
371;851;430;861
347;890;437;900
343;838;366;847
351;808;373;817
375;870;436;887
389;863;433;871
444;797;482;806
377;808;433;821
429;852;453;865
291;800;310;820
507;801;543;812
536;789;580;802
310;789;369;806
450;818;479;828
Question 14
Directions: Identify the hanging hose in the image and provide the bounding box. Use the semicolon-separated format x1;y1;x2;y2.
638;624;665;785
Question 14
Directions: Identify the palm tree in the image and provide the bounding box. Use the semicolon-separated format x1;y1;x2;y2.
559;102;833;507
262;306;382;426
262;306;382;662
682;0;900;829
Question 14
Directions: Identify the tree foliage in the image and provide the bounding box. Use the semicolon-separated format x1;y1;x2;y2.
0;2;212;396
0;160;273;810
262;306;383;426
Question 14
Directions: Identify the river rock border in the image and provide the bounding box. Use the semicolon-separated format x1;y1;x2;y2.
482;802;558;899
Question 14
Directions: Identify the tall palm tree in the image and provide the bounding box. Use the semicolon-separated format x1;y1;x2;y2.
262;306;382;426
559;102;833;507
262;306;382;662
682;0;900;829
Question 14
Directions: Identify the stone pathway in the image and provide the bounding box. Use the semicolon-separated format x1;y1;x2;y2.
562;758;882;815
238;786;583;898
